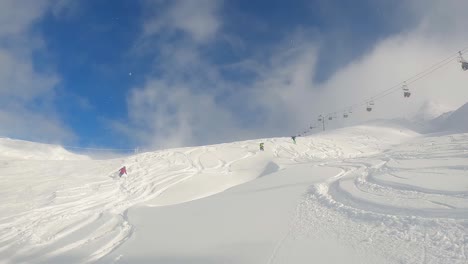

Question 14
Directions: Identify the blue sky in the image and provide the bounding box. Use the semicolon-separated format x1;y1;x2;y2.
1;0;467;152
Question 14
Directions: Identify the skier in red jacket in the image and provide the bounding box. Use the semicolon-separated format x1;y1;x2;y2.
119;166;127;177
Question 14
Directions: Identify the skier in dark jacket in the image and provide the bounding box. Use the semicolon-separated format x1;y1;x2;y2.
291;136;296;144
259;142;264;151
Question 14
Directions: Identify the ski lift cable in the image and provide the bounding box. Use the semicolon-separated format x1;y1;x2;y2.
355;48;467;107
363;47;466;105
404;48;467;84
57;43;459;153
323;45;468;117
406;57;459;86
62;145;137;151
370;56;458;103
297;45;468;135
362;59;454;106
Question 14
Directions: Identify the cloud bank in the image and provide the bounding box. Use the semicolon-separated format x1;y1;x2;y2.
4;0;464;149
120;0;468;149
0;0;75;143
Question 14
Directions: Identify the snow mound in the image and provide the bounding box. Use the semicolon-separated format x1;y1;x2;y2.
0;138;89;160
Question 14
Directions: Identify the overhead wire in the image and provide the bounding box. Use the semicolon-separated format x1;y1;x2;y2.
296;46;468;136
62;145;138;152
357;47;468;108
42;47;468;145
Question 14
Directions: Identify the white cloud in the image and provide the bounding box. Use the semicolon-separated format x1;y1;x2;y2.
0;0;75;143
0;107;74;144
50;0;81;19
143;0;222;43
311;0;468;120
0;49;58;103
408;0;468;43
118;80;245;149
0;0;48;38
240;12;468;133
123;0;468;148
312;36;468;123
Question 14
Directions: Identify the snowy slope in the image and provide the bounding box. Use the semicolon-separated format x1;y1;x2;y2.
0;138;89;161
102;128;468;264
1;123;467;263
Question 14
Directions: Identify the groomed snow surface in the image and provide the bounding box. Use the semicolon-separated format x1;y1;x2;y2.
1;122;468;263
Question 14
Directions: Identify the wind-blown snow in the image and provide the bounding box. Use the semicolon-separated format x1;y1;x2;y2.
413;101;453;121
1;121;467;263
0;138;89;161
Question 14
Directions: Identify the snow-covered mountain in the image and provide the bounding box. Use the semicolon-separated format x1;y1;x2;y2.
1;122;467;264
0;137;89;160
430;102;468;133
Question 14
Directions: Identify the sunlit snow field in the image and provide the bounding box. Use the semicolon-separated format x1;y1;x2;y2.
1;120;467;263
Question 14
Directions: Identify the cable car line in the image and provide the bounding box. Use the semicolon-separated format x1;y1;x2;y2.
295;45;468;136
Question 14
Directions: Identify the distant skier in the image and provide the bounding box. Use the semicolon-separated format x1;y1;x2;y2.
119;166;127;177
291;136;296;144
259;142;264;151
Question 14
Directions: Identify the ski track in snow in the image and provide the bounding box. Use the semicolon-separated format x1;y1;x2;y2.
1;127;467;263
0;145;259;263
289;133;468;264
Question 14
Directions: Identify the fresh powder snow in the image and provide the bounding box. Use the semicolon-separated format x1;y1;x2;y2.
1;105;468;263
